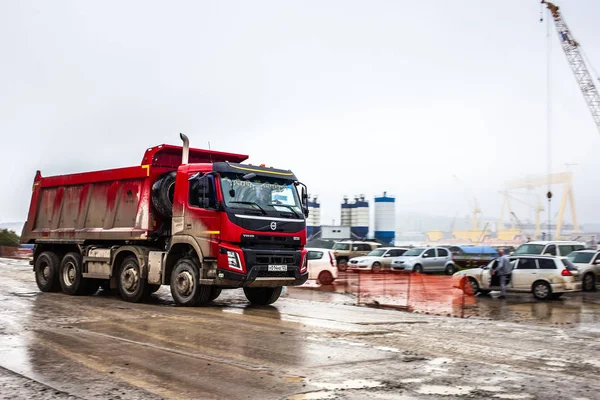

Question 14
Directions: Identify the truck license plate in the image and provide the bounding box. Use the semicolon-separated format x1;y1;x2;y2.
268;265;288;272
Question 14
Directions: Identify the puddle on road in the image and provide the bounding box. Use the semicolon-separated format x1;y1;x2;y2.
287;391;337;400
416;384;473;396
493;394;533;399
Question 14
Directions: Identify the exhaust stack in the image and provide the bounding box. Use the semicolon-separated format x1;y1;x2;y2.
180;133;189;165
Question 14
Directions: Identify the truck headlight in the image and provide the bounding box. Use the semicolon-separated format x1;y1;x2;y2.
227;251;242;271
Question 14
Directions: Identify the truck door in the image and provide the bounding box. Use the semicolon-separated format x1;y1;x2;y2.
187;173;221;257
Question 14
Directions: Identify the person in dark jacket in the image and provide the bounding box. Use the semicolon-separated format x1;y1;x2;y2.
492;249;513;299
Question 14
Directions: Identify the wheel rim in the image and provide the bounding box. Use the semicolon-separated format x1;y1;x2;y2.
62;261;76;287
534;283;549;298
175;270;195;298
38;260;50;284
120;264;139;294
584;274;594;290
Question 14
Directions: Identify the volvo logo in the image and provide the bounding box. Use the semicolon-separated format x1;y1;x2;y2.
270;221;277;231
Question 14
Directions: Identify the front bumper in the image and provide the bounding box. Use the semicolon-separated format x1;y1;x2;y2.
347;264;371;271
213;266;308;288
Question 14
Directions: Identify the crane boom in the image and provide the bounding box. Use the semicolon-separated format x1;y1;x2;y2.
542;1;600;134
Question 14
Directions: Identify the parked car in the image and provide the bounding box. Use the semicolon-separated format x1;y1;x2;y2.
332;241;381;271
391;247;457;275
513;241;585;257
347;247;409;273
306;248;338;285
454;255;581;300
566;250;600;292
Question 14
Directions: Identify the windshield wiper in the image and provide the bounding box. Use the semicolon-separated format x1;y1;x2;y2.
229;201;267;215
273;204;301;218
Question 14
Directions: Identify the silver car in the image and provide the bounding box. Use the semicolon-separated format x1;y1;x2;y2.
391;247;457;275
566;250;600;291
347;247;409;273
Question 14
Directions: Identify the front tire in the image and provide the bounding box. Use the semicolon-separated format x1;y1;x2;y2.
582;273;596;292
243;287;282;305
34;251;61;292
118;256;150;303
467;277;479;295
170;258;212;306
209;287;222;302
532;281;552;300
372;262;382;273
413;264;423;274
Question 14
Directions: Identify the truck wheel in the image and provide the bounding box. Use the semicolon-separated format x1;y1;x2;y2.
34;251;61;292
151;171;176;218
118;256;150;303
243;287;282;305
209;287;222;302
317;271;334;285
59;252;91;296
170;258;212;306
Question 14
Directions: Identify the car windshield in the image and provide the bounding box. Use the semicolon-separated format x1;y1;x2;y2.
220;173;302;215
514;244;545;255
567;252;594;264
366;249;387;257
333;243;350;250
403;248;425;256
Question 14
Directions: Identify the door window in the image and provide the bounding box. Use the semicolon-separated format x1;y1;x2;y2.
307;251;324;260
437;248;449;257
189;174;217;209
357;244;372;252
390;249;406;257
545;245;557;256
516;258;537;270
537;259;556;269
423;249;436;258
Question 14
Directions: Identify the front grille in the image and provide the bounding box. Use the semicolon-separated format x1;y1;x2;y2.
256;255;295;265
241;234;301;249
256;270;296;278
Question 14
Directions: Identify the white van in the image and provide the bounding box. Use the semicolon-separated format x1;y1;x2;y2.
513;241;585;257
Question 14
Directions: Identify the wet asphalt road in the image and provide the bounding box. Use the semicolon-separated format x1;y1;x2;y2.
2;258;600;400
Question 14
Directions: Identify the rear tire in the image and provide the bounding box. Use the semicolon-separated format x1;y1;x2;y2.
34;251;61;292
170;258;212;306
151;171;176;218
243;287;282;305
118;256;150;303
59;252;92;296
317;270;334;285
337;259;348;272
532;281;552;300
582;273;596;292
445;264;456;275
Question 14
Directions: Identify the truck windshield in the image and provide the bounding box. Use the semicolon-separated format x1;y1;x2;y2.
514;244;545;255
220;174;302;216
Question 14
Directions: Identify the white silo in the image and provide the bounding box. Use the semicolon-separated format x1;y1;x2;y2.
341;196;353;227
351;194;369;239
374;191;395;245
307;195;321;239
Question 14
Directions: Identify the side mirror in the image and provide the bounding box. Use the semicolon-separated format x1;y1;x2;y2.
422;254;428;258
384;254;391;257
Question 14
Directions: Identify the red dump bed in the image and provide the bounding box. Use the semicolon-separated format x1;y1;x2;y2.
21;144;248;244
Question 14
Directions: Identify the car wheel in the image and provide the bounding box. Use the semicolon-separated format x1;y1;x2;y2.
467;277;479;295
317;270;334;285
444;264;456;275
413;264;423;273
337;259;348;272
532;281;552;300
372;262;382;273
582;273;596;292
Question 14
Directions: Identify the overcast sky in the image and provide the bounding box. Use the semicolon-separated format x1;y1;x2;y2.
2;0;600;230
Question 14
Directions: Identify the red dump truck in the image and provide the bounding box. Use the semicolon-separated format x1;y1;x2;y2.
21;134;309;306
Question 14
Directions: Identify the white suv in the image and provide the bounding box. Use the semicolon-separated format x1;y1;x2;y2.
513;241;585;257
454;255;582;300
